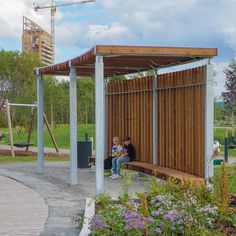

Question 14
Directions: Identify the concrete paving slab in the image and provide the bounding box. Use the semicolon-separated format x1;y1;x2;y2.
0;175;48;236
0;162;150;235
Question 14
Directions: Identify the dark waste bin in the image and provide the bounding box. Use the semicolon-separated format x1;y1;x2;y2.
77;141;92;168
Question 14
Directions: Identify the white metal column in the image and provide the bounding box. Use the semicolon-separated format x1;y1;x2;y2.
69;66;78;185
37;73;44;173
152;71;157;165
95;55;105;194
104;78;108;157
6;99;14;157
204;61;214;185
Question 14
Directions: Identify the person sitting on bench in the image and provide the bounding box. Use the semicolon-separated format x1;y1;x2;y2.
110;136;136;179
104;137;122;170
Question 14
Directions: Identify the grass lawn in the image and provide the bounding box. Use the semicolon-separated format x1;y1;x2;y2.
214;163;236;194
214;127;236;156
0;125;236;156
0;124;95;149
0;155;69;164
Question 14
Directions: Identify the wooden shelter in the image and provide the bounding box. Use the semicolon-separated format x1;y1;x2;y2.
35;45;217;194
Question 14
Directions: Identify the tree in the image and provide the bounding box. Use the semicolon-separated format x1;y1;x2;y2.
108;75;126;82
77;77;95;124
214;99;226;125
222;60;236;127
0;50;42;126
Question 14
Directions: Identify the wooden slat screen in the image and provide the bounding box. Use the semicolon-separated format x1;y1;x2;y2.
107;66;205;177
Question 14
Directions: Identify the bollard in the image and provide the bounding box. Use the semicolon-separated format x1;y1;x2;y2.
224;137;228;163
85;132;89;142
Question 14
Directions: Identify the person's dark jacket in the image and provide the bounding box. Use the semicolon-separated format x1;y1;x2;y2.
125;143;136;161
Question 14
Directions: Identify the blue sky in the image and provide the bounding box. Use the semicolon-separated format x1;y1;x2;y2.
0;0;236;97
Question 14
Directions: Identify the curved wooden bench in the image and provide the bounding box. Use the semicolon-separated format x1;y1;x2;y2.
123;161;205;185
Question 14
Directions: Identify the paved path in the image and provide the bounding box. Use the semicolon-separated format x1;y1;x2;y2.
0;144;70;155
0;175;48;236
0;162;150;236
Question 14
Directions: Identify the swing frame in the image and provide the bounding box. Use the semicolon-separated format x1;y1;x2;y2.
0;99;59;157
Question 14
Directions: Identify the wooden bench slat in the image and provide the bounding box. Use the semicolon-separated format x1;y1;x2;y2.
89;156;205;185
124;161;205;184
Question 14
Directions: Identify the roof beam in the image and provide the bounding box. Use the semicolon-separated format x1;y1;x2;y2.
95;45;217;57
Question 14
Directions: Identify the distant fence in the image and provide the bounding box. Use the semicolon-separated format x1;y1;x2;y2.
107;66;206;177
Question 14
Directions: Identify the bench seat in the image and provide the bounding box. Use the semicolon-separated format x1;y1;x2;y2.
123;161;205;185
88;156;204;185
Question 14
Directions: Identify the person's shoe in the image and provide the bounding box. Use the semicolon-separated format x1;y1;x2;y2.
111;174;118;179
109;173;116;178
112;174;121;179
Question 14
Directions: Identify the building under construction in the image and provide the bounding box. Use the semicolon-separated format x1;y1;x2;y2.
22;16;53;65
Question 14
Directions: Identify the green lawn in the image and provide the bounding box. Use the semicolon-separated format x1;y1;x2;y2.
214;127;236;157
0;125;235;157
0;124;95;149
0;155;69;164
214;164;236;194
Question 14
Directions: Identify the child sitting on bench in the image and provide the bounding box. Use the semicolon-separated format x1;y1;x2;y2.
110;136;136;179
104;137;122;170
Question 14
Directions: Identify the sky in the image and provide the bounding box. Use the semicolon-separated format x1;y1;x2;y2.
0;0;236;98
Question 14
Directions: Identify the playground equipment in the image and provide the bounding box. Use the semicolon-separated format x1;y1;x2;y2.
0;99;59;157
0;131;4;141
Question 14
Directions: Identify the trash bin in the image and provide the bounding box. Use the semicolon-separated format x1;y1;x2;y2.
77;140;92;168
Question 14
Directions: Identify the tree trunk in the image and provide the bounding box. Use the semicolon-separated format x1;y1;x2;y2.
50;97;54;130
85;110;88;124
231;110;235;136
60;100;63;124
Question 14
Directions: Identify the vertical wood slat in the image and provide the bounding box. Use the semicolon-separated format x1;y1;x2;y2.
186;68;191;173
175;71;180;170
150;76;153;164
170;72;175;169
107;66;205;177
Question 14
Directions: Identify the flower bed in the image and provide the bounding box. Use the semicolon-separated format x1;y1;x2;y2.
89;177;236;236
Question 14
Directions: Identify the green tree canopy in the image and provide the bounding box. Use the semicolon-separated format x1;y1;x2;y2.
222;60;236;125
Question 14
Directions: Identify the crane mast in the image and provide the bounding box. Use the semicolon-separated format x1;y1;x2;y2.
51;0;56;63
34;0;95;63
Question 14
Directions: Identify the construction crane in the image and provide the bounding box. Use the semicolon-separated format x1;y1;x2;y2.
33;0;95;63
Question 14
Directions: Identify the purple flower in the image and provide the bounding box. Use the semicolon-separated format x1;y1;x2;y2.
128;199;140;210
149;217;154;224
123;210;150;230
151;210;162;216
89;214;107;231
197;205;217;216
163;210;182;222
154;227;162;234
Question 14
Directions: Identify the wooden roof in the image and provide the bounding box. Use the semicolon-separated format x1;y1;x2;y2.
36;45;217;77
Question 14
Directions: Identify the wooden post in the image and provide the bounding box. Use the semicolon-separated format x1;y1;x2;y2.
26;107;36;151
43;113;59;153
6;100;14;157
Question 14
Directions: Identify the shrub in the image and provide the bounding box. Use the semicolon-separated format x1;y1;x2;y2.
88;179;236;236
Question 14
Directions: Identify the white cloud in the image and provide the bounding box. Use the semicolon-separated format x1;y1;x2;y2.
0;0;51;39
213;62;228;98
56;22;129;47
0;0;236;97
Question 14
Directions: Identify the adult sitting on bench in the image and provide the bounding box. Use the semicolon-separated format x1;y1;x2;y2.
110;136;136;179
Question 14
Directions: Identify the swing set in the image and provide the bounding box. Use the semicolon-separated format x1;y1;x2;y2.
0;99;59;157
